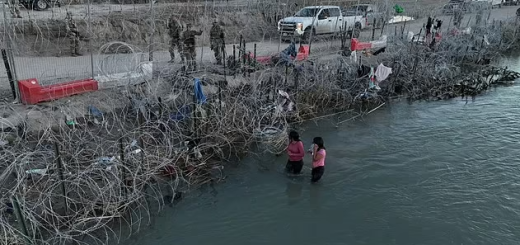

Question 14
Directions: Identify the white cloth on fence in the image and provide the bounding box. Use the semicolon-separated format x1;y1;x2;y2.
276;90;294;114
350;50;357;63
375;63;393;82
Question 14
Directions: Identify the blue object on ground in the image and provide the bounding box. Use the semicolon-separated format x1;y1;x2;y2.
194;78;207;104
170;105;191;121
88;105;103;118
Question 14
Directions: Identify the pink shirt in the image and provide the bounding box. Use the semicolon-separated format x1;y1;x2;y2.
287;141;305;161
312;149;326;168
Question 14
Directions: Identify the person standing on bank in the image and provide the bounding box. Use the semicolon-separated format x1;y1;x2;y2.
310;137;326;183
168;16;184;63
210;20;225;65
286;131;305;174
66;12;81;57
182;23;203;71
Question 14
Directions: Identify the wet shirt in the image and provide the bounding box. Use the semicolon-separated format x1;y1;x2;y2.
287;141;304;161
312;149;326;168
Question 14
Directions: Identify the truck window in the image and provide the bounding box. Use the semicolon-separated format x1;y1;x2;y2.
295;7;319;17
329;8;340;17
318;9;331;19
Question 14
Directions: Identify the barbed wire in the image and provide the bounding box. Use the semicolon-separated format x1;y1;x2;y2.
1;0;520;244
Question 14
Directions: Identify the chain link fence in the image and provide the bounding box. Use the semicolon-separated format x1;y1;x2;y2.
0;0;444;101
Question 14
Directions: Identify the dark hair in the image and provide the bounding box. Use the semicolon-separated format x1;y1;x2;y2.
313;137;325;151
289;131;300;141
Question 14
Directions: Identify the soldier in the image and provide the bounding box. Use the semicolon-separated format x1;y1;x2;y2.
475;7;484;26
168;16;184;63
209;20;225;65
182;23;202;71
65;12;81;57
9;0;21;18
453;7;464;29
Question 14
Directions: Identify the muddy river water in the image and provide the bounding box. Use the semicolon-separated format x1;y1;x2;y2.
120;56;520;245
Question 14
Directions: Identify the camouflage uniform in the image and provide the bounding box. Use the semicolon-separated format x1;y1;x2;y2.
9;0;21;18
65;13;81;56
453;8;464;29
475;8;484;26
168;16;184;63
209;21;225;65
182;24;202;71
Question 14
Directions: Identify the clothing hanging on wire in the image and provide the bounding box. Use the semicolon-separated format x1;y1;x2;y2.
375;63;393;82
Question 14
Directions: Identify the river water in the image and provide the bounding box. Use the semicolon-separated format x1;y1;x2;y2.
122;56;520;245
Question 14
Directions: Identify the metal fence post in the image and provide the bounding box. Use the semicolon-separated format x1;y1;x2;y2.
148;0;155;62
88;0;94;79
2;2;20;102
11;195;31;245
54;142;68;215
2;49;16;100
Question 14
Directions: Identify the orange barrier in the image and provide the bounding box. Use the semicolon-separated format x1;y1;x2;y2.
350;38;373;51
295;45;309;60
18;78;98;105
249;45;310;65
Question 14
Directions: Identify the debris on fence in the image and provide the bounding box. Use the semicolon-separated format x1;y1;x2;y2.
88;105;103;118
194;78;207;104
388;16;414;24
25;168;47;176
96;156;117;169
275;90;295;114
170;105;191;121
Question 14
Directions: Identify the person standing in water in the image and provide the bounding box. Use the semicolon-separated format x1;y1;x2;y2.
310;137;326;183
286;131;305;174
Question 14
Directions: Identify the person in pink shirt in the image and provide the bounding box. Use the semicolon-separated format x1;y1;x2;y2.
286;131;305;174
310;137;326;183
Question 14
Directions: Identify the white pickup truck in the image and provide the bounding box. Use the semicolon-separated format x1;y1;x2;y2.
278;5;366;42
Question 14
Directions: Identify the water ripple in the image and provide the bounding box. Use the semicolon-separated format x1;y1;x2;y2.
123;81;520;245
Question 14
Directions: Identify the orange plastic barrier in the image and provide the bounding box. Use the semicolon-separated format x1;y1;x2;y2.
350;38;373;51
295;45;309;61
18;78;98;105
255;55;272;65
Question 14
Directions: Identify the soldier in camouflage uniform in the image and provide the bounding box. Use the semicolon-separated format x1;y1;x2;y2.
65;12;81;56
209;20;225;65
475;7;484;26
182;23;202;71
453;7;464;29
9;0;21;18
168;16;184;63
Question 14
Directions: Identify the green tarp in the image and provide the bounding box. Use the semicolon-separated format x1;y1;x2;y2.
394;4;404;14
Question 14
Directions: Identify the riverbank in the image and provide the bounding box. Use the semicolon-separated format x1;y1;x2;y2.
2;10;520;245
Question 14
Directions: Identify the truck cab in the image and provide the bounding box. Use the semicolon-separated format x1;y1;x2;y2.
278;5;365;42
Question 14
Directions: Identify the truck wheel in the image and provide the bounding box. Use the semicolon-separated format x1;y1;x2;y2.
32;0;49;10
302;28;314;43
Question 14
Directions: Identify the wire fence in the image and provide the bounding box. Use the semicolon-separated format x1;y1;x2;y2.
2;1;520;245
0;0;440;96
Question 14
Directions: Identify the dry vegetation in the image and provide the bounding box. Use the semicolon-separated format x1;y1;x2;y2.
1;1;520;245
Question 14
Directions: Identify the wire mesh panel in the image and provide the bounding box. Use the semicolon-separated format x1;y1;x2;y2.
2;2;93;86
